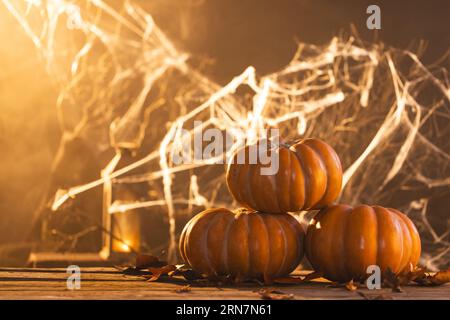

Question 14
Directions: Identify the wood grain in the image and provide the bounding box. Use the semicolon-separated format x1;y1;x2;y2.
0;268;448;300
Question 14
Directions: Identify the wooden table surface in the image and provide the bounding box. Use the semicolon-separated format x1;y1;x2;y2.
0;267;449;300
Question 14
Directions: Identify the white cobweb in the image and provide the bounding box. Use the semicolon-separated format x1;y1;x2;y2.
3;0;449;268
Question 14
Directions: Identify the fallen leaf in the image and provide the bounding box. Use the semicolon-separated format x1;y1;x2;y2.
402;264;426;284
174;285;191;293
145;265;177;282
345;280;358;291
273;276;305;284
116;265;151;276
383;268;403;293
432;269;450;285
413;268;450;286
169;264;203;281
302;271;323;282
258;289;294;300
114;265;131;272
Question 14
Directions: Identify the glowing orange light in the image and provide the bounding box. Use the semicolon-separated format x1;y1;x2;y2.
118;242;131;253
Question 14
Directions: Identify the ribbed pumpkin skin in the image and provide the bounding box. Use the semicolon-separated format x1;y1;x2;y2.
179;208;305;278
305;204;421;282
226;138;342;213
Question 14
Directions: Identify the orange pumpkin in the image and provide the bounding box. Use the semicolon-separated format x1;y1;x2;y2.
305;204;421;282
179;207;305;278
226;138;342;213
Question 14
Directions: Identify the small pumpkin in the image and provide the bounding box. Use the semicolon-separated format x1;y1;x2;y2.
179;207;305;278
226;138;342;213
305;204;421;282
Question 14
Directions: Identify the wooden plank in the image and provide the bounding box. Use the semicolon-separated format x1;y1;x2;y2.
0;268;448;300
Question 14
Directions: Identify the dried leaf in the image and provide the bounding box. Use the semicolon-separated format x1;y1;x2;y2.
401;264;426;283
273;276;305;284
345;280;358;291
383;268;403;292
302;271;323;282
145;265;177;282
174;285;191;293
432;269;450;285
114;265;131;272
169;264;203;281
413;268;450;286
258;289;294;300
136;254;167;269
117;265;151;276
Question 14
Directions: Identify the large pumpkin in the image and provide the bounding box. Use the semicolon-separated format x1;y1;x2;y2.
226;138;342;213
179;207;305;278
305;204;421;282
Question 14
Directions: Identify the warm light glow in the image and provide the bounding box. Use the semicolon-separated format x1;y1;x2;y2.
3;0;448;268
117;242;131;253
